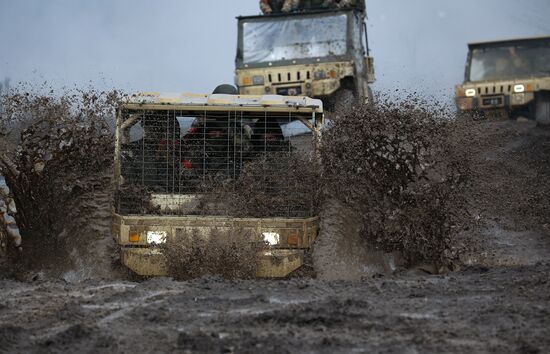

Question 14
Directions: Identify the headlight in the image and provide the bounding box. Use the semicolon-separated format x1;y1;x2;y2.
465;89;476;97
147;231;167;245
252;75;265;85
514;84;525;93
262;232;280;246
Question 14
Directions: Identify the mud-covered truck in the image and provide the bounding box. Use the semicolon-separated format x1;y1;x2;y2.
456;36;550;124
113;92;323;278
235;4;375;108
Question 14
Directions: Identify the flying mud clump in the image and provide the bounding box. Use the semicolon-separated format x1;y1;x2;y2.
321;97;470;268
0;88;123;277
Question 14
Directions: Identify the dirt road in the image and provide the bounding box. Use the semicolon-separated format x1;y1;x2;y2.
1;120;550;353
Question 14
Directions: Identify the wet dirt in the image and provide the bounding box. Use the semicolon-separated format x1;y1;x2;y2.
314;101;471;279
0;264;548;354
313;200;403;281
1;92;550;353
0;89;122;280
162;228;265;281
458;120;550;267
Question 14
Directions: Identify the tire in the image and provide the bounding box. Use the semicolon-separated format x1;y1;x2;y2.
535;91;550;126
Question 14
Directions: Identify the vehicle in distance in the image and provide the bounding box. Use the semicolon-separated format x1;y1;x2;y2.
456;36;550;124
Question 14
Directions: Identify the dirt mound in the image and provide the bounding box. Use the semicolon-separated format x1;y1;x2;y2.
0;88;123;280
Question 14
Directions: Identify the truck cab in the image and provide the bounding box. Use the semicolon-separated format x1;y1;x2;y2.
235;6;375;109
456;36;550;124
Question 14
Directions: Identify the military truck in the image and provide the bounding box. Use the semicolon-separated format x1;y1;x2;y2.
235;4;375;109
456;36;550;124
113;91;323;278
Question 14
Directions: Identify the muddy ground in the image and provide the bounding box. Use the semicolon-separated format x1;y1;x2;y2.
1;119;550;353
1;264;549;354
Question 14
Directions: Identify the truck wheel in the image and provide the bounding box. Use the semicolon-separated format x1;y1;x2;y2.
535;91;550;126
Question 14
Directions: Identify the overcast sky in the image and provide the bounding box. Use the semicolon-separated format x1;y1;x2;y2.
1;0;549;102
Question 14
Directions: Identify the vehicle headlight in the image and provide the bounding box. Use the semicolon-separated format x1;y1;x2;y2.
147;231;167;245
262;232;280;246
465;89;476;97
252;75;265;85
514;84;525;93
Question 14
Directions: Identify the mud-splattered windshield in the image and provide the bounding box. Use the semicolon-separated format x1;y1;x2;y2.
241;14;348;64
469;41;550;82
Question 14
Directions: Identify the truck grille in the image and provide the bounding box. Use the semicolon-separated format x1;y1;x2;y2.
268;71;310;84
481;96;504;107
477;84;513;96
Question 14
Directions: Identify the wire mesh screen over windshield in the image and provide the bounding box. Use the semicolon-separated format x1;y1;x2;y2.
116;109;319;218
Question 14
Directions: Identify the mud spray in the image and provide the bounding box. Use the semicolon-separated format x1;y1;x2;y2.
314;96;474;280
2;91;550;354
0;88;524;282
0;88;123;281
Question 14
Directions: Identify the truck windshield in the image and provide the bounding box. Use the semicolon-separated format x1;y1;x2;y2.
241;14;348;64
469;41;550;82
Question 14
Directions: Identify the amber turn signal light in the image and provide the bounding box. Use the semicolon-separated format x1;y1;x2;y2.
288;234;299;246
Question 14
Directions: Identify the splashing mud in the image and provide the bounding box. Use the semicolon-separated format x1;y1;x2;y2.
1;88;549;284
1;89;550;353
315;97;471;279
162;228;266;280
0;88;123;280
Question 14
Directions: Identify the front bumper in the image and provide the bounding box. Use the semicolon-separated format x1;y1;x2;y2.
113;214;319;278
456;92;535;112
121;247;305;278
236;61;355;98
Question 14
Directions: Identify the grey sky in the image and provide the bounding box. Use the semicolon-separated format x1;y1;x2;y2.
1;0;549;102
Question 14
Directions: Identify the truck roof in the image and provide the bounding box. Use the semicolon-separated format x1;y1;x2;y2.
468;35;550;49
120;93;324;115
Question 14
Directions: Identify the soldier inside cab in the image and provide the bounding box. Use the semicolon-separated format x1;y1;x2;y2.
260;0;300;15
260;0;364;14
